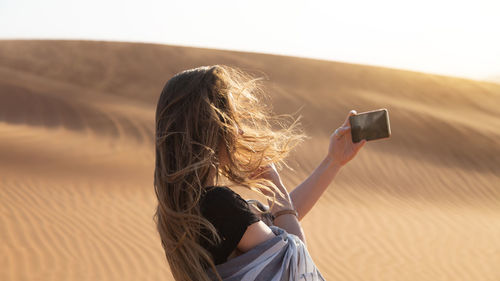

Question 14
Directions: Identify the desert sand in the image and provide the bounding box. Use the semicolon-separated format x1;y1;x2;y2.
1;40;499;281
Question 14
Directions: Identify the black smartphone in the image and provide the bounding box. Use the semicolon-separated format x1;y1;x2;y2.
349;108;391;143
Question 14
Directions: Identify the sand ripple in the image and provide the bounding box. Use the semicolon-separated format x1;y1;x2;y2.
1;40;499;281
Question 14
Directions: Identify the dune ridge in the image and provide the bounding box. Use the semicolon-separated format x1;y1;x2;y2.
1;39;499;281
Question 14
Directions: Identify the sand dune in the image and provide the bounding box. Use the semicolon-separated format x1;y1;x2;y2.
1;39;499;281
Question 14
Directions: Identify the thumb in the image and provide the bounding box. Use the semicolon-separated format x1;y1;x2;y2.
342;109;357;127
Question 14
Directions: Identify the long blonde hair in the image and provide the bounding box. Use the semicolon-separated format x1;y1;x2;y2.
153;65;307;281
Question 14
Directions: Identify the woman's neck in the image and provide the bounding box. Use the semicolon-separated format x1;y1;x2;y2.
204;165;218;187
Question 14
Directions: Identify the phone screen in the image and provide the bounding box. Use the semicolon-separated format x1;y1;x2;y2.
349;109;391;143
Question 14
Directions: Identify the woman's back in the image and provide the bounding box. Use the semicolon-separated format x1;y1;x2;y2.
199;186;261;265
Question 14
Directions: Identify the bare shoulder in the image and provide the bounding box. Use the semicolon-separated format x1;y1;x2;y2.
237;220;276;253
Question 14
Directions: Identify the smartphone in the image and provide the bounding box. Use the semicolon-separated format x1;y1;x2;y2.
349;108;391;143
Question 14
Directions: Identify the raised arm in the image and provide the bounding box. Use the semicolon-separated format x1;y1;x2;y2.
290;110;367;220
250;163;307;244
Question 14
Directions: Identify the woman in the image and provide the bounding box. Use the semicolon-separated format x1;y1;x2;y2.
154;65;366;281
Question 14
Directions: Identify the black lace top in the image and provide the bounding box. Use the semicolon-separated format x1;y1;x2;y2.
199;186;260;265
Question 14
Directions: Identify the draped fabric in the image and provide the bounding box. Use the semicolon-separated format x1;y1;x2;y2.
207;226;325;281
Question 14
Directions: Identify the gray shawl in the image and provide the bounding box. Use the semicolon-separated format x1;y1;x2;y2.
207;226;326;281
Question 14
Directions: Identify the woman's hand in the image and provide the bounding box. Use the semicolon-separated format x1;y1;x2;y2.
249;163;294;213
250;163;306;243
328;110;367;166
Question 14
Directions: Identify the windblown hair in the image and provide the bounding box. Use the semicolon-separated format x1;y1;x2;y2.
153;65;307;281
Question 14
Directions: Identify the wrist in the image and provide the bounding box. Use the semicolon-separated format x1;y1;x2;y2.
324;155;343;169
270;200;294;213
272;209;299;222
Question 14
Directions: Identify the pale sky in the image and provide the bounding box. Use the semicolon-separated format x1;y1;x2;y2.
1;0;499;80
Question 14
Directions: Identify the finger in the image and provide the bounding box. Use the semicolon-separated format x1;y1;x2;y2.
249;165;271;179
335;126;350;137
342;110;357;127
339;128;349;138
336;125;351;133
354;139;367;150
344;127;352;140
